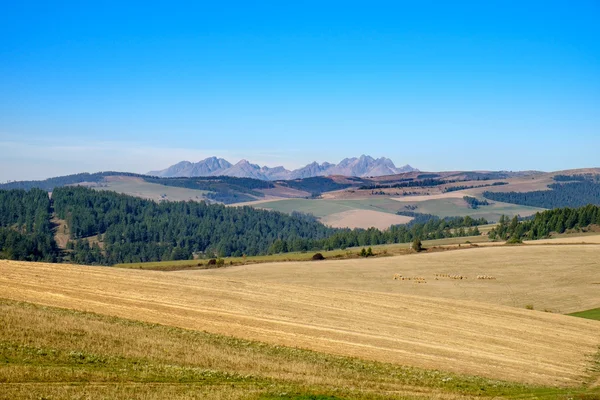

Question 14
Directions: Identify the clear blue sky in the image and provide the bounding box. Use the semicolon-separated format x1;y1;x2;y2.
1;1;599;181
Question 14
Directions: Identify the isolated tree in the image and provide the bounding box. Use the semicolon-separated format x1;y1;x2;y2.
366;247;374;257
359;248;367;257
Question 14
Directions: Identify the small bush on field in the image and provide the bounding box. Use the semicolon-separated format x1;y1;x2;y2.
312;253;325;261
507;236;523;244
525;304;534;310
359;247;374;257
412;238;423;252
207;259;217;266
216;258;225;267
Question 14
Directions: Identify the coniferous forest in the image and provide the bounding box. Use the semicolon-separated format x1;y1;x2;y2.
0;186;488;265
1;186;599;266
488;204;600;241
483;181;600;209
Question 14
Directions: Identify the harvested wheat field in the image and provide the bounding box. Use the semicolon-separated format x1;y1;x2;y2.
1;259;599;387
320;209;413;229
199;244;600;313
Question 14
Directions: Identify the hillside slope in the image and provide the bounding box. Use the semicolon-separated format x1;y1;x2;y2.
1;258;598;386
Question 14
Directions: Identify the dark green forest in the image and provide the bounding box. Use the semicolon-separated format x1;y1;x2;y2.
489;204;600;241
276;177;354;195
443;181;507;193
0;187;488;265
552;174;599;182
483;182;600;209
0;189;59;262
463;196;489;209
3;183;599;266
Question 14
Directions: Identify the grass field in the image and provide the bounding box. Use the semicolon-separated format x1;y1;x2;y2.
569;308;600;321
92;177;210;202
113;246;413;270
196;245;600;314
113;237;493;270
2;299;597;400
255;198;402;217
320;209;413;229
1;254;599;388
253;196;545;228
113;231;600;271
392;197;545;221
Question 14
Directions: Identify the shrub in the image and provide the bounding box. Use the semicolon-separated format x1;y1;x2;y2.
216;258;225;267
312;253;325;261
412;238;423;252
359;248;367;257
207;259;217;266
366;247;374;257
525;304;534;310
506;236;523;244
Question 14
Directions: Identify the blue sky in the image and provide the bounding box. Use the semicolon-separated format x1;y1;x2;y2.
1;1;599;181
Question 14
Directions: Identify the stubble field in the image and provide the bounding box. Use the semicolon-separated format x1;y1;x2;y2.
1;243;599;389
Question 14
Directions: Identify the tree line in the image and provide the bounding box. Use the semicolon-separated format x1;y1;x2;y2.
488;204;600;241
483;182;600;209
463;196;489;209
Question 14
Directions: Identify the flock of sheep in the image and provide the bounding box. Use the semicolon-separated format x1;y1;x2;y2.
393;273;496;283
393;274;426;282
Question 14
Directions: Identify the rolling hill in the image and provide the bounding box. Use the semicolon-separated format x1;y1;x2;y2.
1;242;599;388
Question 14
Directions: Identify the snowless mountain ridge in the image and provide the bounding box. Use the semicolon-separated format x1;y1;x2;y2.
148;155;417;180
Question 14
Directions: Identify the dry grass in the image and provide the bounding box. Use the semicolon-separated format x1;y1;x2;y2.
320;209;413;229
525;235;600;245
198;245;600;314
1;257;599;387
4;299;595;400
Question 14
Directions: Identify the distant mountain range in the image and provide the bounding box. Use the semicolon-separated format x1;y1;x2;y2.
147;155;417;180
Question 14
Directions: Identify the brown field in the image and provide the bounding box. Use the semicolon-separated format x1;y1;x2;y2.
320;209;413;229
525;234;600;245
197;245;600;313
1;250;599;387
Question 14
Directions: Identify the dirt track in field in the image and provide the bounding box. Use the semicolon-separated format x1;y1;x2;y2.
1;257;598;387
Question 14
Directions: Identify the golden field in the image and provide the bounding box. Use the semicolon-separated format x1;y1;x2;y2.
1;243;600;390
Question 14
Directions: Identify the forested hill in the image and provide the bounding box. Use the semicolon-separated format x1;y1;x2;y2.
0;172;274;203
1;186;490;265
483;181;600;209
52;186;332;264
0;189;59;262
3;186;599;266
489;204;600;241
0;172;135;191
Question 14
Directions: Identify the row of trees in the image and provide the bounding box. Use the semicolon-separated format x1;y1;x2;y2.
488;204;600;241
463;196;489;209
443;181;507;193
